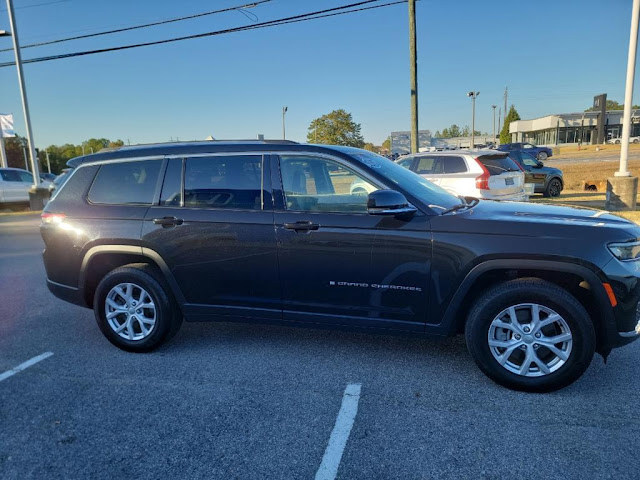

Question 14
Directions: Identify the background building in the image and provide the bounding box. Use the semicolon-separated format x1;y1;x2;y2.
390;130;431;154
509;110;640;145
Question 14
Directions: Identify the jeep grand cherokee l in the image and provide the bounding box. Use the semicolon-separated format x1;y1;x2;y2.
41;140;640;392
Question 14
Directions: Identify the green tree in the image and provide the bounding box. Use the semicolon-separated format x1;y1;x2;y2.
500;105;521;144
307;109;364;147
381;137;390;152
437;124;462;138
584;100;640;112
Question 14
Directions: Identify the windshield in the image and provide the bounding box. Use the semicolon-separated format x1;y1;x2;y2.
336;147;461;211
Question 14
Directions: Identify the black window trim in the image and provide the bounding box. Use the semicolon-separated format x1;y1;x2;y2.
86;156;165;206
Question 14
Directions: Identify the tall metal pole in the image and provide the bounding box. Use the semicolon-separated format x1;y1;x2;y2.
282;106;287;140
617;0;640;177
492;105;497;143
471;96;476;149
45;149;51;173
5;0;40;186
498;107;501;142
408;0;419;153
0;129;7;168
503;86;508;122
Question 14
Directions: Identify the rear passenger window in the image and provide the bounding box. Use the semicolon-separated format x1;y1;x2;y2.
160;158;183;206
442;156;466;174
184;155;262;210
88;160;162;205
416;157;443;174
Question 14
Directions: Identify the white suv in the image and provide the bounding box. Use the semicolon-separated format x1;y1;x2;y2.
396;150;527;201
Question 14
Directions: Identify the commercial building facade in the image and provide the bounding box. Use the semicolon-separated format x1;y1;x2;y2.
509;110;640;145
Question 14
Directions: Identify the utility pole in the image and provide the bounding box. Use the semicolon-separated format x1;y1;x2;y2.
408;0;419;153
4;0;40;186
282;106;288;140
22;145;28;170
467;91;479;148
606;0;640;211
491;105;497;143
45;149;51;173
503;86;508;121
498;107;501;142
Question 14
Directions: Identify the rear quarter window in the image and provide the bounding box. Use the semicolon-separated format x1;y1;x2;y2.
88;160;162;205
441;156;467;174
477;155;520;175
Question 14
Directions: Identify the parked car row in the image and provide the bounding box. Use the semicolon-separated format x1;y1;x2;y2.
394;144;563;201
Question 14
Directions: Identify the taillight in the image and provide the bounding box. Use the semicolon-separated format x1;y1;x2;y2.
41;212;66;224
474;158;491;190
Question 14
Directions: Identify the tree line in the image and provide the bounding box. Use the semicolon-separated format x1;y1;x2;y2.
2;136;124;174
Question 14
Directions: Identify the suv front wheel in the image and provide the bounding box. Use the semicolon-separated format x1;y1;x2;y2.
465;278;595;392
94;263;183;352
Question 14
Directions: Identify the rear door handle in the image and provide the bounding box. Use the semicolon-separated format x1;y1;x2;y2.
153;216;184;227
284;221;320;232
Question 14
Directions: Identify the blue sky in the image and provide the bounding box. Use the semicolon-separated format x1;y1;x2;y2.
0;0;637;147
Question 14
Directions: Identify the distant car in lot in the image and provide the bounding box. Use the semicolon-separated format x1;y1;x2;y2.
40;172;56;182
0;167;37;208
507;150;564;197
497;142;553;161
395;150;527;201
40;140;640;392
607;137;640;144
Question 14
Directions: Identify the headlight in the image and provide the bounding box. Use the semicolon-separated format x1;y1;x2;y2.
608;241;640;261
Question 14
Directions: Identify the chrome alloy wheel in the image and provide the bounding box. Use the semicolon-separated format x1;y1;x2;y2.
105;283;156;341
488;303;573;377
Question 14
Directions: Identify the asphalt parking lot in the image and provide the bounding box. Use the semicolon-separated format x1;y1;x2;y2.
1;214;639;479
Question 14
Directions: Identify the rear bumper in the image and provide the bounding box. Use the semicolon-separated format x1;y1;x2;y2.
46;278;87;308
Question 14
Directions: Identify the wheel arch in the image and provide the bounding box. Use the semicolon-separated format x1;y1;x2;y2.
79;245;186;308
440;259;617;355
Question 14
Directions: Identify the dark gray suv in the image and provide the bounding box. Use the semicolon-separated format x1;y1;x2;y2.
41;140;640;392
508;150;564;197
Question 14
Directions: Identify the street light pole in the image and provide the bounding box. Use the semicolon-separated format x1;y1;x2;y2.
467;91;479;148
282;106;288;140
491;105;497;143
617;0;640;177
4;0;40;186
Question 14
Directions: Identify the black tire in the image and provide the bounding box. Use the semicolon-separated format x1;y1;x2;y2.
615;139;621;144
465;278;595;392
93;263;183;352
633;138;639;144
537;151;548;161
543;178;562;197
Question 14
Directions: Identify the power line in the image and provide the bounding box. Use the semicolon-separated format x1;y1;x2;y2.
0;0;70;12
0;0;405;68
0;0;272;53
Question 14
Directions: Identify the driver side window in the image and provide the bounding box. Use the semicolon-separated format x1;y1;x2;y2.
279;156;377;213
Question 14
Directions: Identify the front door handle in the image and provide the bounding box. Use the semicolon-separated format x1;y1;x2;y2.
284;221;320;232
153;216;184;227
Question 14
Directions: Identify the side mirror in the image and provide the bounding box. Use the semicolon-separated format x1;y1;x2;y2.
367;190;417;217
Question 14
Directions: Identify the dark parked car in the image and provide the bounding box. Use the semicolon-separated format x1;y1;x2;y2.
41;141;640;392
498;142;553;161
508;150;564;197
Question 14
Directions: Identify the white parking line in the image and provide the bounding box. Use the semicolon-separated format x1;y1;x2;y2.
315;383;362;480
0;352;54;382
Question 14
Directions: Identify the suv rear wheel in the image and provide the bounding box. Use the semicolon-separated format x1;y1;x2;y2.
465;278;595;392
537;151;548;161
94;264;183;352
